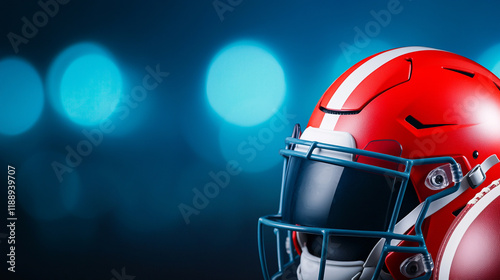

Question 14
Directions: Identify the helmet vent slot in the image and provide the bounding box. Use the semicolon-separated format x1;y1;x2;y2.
494;81;500;92
405;115;453;129
442;67;475;78
319;106;360;115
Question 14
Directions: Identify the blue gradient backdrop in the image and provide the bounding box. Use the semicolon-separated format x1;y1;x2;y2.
1;1;500;279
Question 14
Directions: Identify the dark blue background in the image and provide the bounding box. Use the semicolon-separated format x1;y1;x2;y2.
1;1;500;279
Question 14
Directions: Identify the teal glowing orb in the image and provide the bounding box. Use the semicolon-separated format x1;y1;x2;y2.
478;43;500;77
47;42;122;126
206;41;286;127
60;54;122;125
0;58;44;135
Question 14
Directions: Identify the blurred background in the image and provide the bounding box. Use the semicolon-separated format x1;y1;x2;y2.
1;0;500;279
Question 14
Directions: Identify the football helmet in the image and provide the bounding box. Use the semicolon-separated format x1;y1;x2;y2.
258;47;500;280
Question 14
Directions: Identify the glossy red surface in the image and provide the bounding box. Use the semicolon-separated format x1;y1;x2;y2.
306;47;500;279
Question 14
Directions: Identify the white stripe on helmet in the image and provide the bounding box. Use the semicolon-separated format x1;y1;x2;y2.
320;46;439;129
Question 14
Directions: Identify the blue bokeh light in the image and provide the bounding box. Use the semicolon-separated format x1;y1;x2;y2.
494;61;500;77
48;43;107;115
206;41;286;127
47;42;122;126
98;64;152;137
0;58;44;135
60;54;122;125
477;43;500;77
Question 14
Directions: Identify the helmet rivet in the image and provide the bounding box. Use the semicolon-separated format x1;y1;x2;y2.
473;150;479;159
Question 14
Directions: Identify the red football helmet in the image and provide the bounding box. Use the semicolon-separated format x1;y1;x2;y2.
258;47;500;280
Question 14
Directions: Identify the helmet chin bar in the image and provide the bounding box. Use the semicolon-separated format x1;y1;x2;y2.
258;129;480;280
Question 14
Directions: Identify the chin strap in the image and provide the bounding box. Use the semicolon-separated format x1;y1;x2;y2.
356;239;394;280
357;154;500;280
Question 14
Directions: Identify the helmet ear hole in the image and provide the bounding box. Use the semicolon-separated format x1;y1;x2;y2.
425;165;452;190
400;254;431;278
